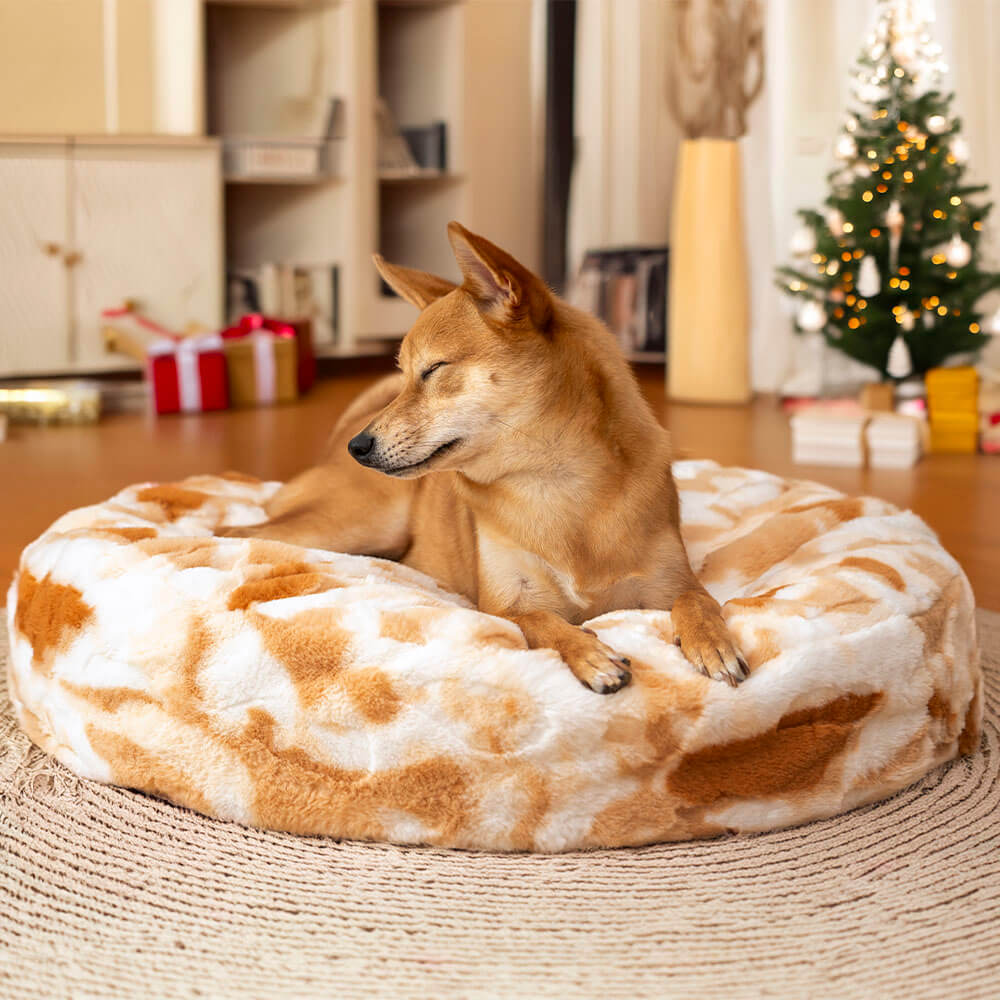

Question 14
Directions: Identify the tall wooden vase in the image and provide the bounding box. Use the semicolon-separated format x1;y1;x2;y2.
667;138;751;403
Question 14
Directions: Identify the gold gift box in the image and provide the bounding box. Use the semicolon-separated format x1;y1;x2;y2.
223;336;298;408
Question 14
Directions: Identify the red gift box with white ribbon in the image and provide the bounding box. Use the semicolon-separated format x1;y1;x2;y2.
147;335;229;414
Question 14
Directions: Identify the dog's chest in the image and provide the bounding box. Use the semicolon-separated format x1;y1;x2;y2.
476;528;617;619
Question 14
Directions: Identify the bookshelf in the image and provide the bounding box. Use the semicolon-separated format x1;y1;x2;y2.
205;0;540;358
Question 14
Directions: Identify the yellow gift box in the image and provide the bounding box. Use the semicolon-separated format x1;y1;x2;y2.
928;412;979;454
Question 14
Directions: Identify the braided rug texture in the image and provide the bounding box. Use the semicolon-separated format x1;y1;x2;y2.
1;611;998;1000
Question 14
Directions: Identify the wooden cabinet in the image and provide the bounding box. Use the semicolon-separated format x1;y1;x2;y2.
71;142;223;369
0;142;73;375
0;138;222;377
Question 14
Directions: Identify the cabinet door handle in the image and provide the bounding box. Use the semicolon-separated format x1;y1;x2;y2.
63;250;83;267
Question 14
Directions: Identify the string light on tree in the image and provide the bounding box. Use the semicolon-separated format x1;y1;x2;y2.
776;0;1000;379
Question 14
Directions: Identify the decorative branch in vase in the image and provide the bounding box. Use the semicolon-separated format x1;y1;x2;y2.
666;0;764;404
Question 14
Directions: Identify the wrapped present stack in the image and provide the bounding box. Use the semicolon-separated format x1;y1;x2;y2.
865;413;924;469
790;407;869;467
979;369;1000;454
789;384;926;469
925;367;979;454
102;306;315;415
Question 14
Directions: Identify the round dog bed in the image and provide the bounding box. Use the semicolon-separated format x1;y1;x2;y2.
5;461;980;852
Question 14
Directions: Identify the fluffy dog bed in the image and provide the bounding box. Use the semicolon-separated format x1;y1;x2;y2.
5;461;980;852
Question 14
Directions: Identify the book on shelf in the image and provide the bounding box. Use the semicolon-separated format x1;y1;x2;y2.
400;122;447;172
567;246;669;357
227;263;339;346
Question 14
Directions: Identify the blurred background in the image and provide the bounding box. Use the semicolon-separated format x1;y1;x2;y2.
0;0;997;603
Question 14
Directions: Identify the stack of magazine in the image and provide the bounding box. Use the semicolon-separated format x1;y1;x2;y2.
567;247;669;358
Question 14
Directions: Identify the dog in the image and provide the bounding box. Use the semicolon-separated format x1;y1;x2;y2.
225;222;747;694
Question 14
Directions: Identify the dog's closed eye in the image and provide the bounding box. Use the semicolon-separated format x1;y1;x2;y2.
421;361;449;381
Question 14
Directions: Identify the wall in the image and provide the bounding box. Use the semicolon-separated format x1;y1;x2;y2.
0;0;201;135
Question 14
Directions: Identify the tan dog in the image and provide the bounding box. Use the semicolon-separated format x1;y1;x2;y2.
227;223;747;693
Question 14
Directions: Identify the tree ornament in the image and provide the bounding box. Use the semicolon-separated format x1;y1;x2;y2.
789;226;816;256
898;308;916;331
989;306;1000;335
859;82;884;104
886;200;904;271
844;115;858;133
945;234;972;268
905;125;923;143
887;334;913;379
857;255;881;297
926;114;948;135
922;310;935;329
826;208;846;237
835;135;858;160
797;300;827;333
853;162;871;178
950;136;970;164
892;37;918;67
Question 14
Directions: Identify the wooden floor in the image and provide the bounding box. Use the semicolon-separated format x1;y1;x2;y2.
2;364;996;609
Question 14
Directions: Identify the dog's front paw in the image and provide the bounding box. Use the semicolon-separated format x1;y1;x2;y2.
562;629;632;695
672;594;748;688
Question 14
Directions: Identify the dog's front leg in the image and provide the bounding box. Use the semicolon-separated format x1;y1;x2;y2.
649;531;748;686
506;610;632;694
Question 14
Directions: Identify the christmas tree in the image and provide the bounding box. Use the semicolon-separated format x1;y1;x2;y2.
777;0;1000;381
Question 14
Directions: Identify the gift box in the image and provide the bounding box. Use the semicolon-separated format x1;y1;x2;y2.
225;313;315;394
221;318;298;407
926;367;978;454
148;335;229;415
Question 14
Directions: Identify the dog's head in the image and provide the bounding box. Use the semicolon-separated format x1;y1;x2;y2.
348;222;558;481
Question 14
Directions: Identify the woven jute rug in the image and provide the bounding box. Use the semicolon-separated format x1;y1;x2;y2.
2;613;999;1000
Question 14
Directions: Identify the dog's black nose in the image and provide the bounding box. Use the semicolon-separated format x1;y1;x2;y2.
348;431;376;461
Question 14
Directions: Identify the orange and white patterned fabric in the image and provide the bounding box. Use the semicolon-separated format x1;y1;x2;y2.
5;461;981;851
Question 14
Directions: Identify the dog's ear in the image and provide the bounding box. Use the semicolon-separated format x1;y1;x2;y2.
446;222;552;331
372;255;457;310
